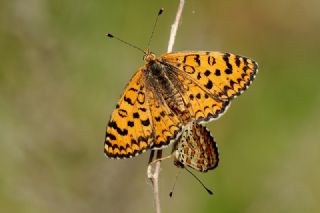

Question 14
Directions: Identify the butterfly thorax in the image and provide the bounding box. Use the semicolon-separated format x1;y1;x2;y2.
144;56;189;121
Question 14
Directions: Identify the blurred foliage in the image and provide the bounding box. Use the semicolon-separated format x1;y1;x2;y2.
1;0;320;212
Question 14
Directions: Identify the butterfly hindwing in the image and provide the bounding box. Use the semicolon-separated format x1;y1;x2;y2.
145;85;185;149
173;122;219;172
167;69;230;123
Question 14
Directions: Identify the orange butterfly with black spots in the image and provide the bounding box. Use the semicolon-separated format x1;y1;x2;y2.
104;50;258;159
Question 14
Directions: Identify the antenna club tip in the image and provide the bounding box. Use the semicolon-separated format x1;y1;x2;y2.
158;8;164;15
169;192;173;197
106;33;114;38
207;189;213;195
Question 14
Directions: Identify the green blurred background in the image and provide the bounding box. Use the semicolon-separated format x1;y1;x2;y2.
1;0;320;212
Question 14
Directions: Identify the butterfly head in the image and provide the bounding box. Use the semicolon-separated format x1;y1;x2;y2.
143;50;156;62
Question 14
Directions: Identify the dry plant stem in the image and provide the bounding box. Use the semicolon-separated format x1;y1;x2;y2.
147;1;185;213
148;150;162;213
167;0;185;53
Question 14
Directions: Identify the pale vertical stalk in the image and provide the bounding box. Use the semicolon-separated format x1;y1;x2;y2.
147;150;162;213
167;0;185;53
147;1;185;213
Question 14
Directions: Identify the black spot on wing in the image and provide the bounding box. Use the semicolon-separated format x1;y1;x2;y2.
225;69;233;74
195;110;204;120
124;96;134;105
127;121;134;127
141;118;150;126
223;53;233;70
137;92;145;104
118;109;128;118
133;112;140;119
138;107;147;112
204;70;211;76
118;146;126;151
194;54;201;66
128;88;138;92
229;80;236;88
197;72;201;80
208;56;216;66
205;80;213;89
183;65;195;74
105;139;112;147
106;133;116;140
235;55;241;67
108;121;128;136
183;55;187;63
131;139;138;145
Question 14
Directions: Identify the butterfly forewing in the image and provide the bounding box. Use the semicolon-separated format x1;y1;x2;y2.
160;51;258;100
105;68;186;158
105;70;155;158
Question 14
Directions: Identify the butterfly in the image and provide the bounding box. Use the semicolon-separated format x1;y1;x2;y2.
172;121;219;172
104;51;258;159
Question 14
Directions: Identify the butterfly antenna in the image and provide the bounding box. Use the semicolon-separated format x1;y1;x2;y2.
169;170;182;198
106;33;145;54
184;167;213;195
146;8;164;50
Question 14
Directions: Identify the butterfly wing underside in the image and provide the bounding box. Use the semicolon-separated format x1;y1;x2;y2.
173;122;219;172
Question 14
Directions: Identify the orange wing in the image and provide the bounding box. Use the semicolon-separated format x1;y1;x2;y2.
105;69;186;158
161;51;258;100
172;122;219;172
105;51;258;158
165;70;230;123
105;70;155;159
142;82;184;149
